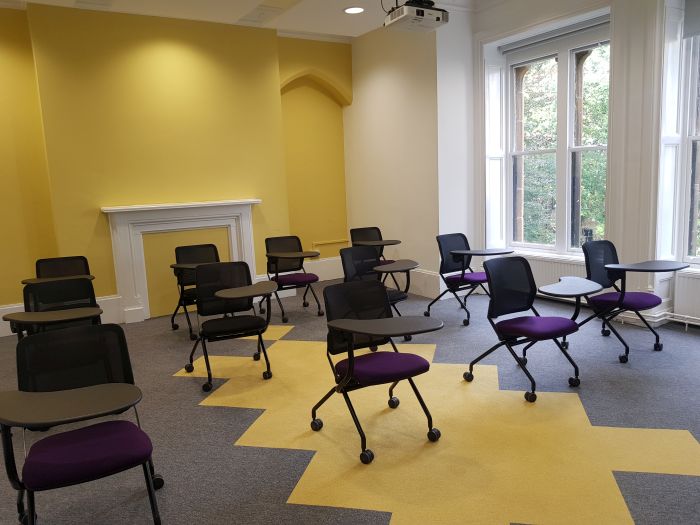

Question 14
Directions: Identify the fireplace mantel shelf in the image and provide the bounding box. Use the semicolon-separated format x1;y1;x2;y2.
101;199;261;214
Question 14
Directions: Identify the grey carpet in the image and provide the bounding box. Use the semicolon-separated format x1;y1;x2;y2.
0;280;697;523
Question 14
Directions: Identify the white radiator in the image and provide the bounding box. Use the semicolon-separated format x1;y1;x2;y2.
672;269;700;326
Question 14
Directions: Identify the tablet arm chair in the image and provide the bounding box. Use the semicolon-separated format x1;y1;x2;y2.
582;240;663;363
185;262;273;392
310;280;440;464
171;244;220;340
22;278;101;335
35;256;90;278
339;246;411;341
260;236;323;322
1;324;163;525
463;257;580;403
424;233;488;326
350;226;399;287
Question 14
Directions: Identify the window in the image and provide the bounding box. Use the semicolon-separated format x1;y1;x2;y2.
504;26;610;253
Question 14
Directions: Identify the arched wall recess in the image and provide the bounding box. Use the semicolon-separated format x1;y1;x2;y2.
281;68;352;106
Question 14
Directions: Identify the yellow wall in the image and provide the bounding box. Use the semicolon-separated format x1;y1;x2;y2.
143;228;231;318
26;4;290;297
278;38;351;257
0;9;57;305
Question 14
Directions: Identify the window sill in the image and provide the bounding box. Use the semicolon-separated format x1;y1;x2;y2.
511;248;585;265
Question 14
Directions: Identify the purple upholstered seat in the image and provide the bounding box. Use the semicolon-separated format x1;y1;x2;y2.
272;273;319;286
496;316;578;341
444;272;487;286
378;259;395;265
22;420;152;491
335;351;430;386
588;291;662;311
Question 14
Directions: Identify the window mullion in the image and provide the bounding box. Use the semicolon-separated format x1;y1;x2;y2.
556;50;570;253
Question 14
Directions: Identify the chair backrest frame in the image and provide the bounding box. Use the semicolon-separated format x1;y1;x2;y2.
436;233;471;275
265;236;304;274
195;261;253;317
174;244;220;287
582;240;623;289
340;246;381;283
35;256;90;279
350;227;385;258
484;256;537;319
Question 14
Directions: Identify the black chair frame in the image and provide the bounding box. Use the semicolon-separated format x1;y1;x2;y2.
424;233;489;326
582;240;663;363
310;281;438;464
349;226;400;288
463;257;580;403
35;256;90;278
3;324;163;525
186;263;273;392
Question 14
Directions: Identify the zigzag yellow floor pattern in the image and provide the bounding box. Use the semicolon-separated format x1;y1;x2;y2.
175;327;700;524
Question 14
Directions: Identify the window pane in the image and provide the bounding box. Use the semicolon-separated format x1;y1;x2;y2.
570;150;607;247
574;44;610;147
689;141;700;257
513;153;556;245
514;57;557;151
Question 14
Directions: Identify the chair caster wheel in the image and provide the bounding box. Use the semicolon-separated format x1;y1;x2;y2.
602;329;611;336
524;391;537;403
561;341;569;350
317;310;324;317
303;301;309;307
568;377;580;387
360;449;374;464
403;335;412;341
388;396;400;409
202;382;212;392
462;319;470;326
463;371;474;382
152;474;165;490
370;345;378;352
424;311;430;317
619;354;628;363
171;323;179;331
259;307;266;314
253;352;261;361
262;371;272;380
519;357;528;366
184;363;194;373
654;342;663;351
310;418;323;431
189;333;197;341
427;428;441;442
282;316;289;323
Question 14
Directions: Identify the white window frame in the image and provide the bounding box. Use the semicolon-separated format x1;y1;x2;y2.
503;25;610;255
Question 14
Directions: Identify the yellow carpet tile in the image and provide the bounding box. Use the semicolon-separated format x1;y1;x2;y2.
174;339;700;525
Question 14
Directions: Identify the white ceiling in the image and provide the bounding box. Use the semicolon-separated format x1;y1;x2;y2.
2;0;473;40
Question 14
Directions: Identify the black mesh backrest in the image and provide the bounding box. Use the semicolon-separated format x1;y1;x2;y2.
484;257;537;318
23;278;97;313
340;246;381;283
323;280;392;355
35;256;90;278
437;233;471;275
16;324;134;392
175;244;220;287
195;262;252;317
266;236;304;273
582;240;622;288
350;227;384;258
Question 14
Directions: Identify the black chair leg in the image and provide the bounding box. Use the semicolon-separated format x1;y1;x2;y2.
142;463;162;525
16;488;25;524
406;377;434;429
26;491;35;525
258;296;266;314
302;285;310;306
634;310;662;350
554;339;580;386
258;334;272;380
200;339;213;392
521;341;535;365
182;304;195;340
311;386;336;421
170;295;182;330
148;458;165;490
464;340;506;380
307;284;324;316
450;289;472;325
425;289;450;315
273;292;288;323
341;391;368;454
388;381;399;400
604;317;631;363
505;343;537;401
478;283;490;296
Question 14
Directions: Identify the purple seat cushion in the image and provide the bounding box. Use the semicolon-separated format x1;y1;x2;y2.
272;273;319;286
444;272;487;286
496;316;578;341
23;420;152;491
335;351;430;387
588;291;661;311
378;259;395;265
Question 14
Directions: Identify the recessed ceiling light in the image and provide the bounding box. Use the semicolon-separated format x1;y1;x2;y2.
344;7;365;14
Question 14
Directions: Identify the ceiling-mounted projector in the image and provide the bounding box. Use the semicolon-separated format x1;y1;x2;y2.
383;0;449;32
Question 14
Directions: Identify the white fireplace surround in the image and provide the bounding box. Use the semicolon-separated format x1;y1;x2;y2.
101;199;261;323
